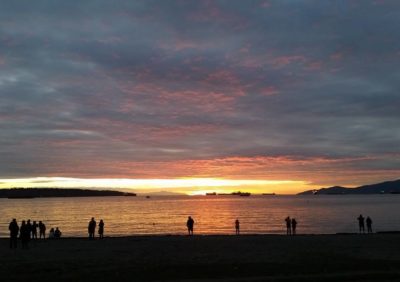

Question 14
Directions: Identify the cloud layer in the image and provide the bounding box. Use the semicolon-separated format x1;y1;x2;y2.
1;0;399;187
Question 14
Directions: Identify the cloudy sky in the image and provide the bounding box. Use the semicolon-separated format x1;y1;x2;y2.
1;0;399;193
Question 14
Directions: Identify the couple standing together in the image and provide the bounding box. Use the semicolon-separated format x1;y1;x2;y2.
88;217;105;239
285;216;297;235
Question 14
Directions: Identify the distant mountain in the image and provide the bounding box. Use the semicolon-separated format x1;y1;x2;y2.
0;188;136;198
298;179;400;195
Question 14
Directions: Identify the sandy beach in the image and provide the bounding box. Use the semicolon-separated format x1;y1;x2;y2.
2;234;400;281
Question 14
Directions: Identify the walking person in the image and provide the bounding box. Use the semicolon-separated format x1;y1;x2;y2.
187;216;194;236
285;216;291;235
98;219;104;239
88;217;97;240
366;216;373;234
235;219;240;235
357;214;365;234
9;219;19;249
291;218;297;235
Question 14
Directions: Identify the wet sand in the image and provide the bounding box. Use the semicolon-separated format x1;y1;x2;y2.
1;234;400;281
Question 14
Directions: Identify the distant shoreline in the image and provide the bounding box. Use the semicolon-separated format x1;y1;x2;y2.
0;188;136;198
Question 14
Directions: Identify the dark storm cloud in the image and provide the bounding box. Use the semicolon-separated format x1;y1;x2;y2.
0;0;399;184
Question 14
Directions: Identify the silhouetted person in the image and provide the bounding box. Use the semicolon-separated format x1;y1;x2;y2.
9;219;19;249
27;219;32;242
285;216;291;235
20;220;30;249
39;221;46;239
54;227;62;238
366;216;373;234
235;219;240;235
88;217;97;240
291;218;297;235
98;219;104;239
32;221;38;239
48;228;55;239
187;216;194;235
358;214;365;234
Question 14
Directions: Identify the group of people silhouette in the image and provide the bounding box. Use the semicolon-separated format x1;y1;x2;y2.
8;214;375;247
8;217;105;248
88;217;104;239
357;214;373;234
8;218;61;249
48;227;62;239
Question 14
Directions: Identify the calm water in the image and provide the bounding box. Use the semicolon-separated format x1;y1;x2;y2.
1;195;400;237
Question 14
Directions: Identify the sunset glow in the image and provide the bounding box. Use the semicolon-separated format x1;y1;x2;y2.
0;177;310;195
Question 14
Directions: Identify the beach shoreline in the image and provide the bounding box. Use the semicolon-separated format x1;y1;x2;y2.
2;233;400;281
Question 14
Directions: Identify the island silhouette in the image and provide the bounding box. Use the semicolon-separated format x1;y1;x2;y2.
298;179;400;195
0;188;136;198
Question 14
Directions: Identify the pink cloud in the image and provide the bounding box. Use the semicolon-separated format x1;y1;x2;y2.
20;151;400;188
159;39;207;52
205;70;241;87
330;52;343;61
259;86;279;96
272;55;306;67
305;61;323;71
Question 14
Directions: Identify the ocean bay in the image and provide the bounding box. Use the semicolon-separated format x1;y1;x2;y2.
1;194;400;237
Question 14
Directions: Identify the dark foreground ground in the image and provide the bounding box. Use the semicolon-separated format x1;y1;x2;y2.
1;234;400;282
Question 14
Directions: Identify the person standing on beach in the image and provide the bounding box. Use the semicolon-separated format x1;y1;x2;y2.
291;218;297;235
88;217;97;240
9;219;19;249
54;227;62;238
235;219;240;235
39;221;46;239
98;219;104;239
20;220;30;249
366;216;373;234
48;228;55;239
357;214;365;234
187;216;194;236
285;216;291;235
27;219;32;240
32;221;38;239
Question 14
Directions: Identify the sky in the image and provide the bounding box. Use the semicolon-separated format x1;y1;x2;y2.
1;0;399;194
